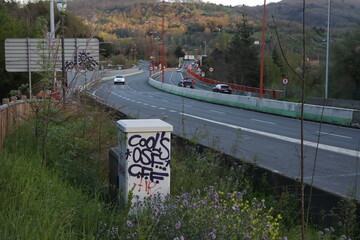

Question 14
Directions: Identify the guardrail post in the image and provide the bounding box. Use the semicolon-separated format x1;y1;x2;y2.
116;119;173;206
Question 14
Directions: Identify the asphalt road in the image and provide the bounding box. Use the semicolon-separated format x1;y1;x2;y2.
90;69;360;200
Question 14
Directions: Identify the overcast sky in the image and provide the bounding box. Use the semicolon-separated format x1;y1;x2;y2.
204;0;281;7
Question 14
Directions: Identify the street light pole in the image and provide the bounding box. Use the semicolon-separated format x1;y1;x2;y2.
57;0;67;105
161;0;165;83
325;0;331;98
259;0;266;99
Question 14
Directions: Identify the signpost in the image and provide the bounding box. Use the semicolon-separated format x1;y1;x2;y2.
282;78;289;97
5;38;99;99
209;67;214;73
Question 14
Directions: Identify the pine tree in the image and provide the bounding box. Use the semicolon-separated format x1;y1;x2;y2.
225;15;260;87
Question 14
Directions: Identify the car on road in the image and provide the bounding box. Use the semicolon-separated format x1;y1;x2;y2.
212;84;232;94
178;80;194;88
114;75;125;85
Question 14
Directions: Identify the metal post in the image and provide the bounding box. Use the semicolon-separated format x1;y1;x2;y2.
27;38;33;99
50;0;55;37
161;0;165;84
61;12;66;105
259;0;266;99
325;0;331;99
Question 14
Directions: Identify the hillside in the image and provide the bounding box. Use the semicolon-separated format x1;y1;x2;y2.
244;0;360;31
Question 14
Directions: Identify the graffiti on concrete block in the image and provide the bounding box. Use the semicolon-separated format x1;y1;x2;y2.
126;132;170;196
64;50;98;71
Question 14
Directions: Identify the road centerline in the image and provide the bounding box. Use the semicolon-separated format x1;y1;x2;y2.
251;119;277;125
316;131;352;139
210;110;225;114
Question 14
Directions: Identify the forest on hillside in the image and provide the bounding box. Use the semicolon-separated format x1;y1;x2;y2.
1;0;359;100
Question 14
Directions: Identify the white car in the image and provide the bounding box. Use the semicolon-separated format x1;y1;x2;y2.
114;75;125;85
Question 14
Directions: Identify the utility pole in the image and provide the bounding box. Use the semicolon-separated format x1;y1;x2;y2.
259;0;266;99
161;0;165;83
325;0;331;98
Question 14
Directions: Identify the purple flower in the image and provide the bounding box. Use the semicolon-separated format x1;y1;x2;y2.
283;237;288;240
232;205;239;212
325;228;330;232
126;220;133;228
183;199;188;206
318;231;324;236
175;221;181;229
244;233;251;238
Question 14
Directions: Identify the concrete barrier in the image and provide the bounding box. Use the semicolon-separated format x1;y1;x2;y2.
149;78;360;127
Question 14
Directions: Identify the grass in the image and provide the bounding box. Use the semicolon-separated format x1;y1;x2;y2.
0;101;357;239
0;141;117;239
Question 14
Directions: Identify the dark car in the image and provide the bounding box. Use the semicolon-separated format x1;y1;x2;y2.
212;84;232;94
178;80;194;88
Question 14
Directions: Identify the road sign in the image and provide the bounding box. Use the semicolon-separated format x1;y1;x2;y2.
282;78;289;85
209;67;214;72
5;38;99;72
149;66;154;71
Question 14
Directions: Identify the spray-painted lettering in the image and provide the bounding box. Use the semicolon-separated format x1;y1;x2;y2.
127;132;170;196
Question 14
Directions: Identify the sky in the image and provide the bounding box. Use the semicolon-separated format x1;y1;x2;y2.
204;0;281;7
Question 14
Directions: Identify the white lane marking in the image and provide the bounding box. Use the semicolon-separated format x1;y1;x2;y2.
169;110;177;113
159;107;166;110
304;172;360;180
210;110;225;114
151;105;157;108
143;103;149;106
316;131;352;139
252;119;277;125
169;71;175;85
181;113;360;158
162;99;169;102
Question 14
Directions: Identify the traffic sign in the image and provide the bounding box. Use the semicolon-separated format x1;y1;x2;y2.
209;67;214;72
282;78;289;85
149;66;154;71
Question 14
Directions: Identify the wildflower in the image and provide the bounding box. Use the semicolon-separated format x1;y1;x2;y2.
183;199;188;206
283;237;288;240
244;233;251;238
318;231;324;236
325;228;330;232
330;227;335;232
126;220;133;228
175;221;181;229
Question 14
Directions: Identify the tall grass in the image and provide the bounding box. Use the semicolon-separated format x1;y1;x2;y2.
0;126;118;239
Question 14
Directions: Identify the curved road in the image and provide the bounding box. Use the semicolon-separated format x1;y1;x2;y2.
90;69;360;200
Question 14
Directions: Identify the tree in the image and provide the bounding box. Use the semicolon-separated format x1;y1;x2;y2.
330;23;360;100
0;2;29;99
225;16;260;87
174;46;185;58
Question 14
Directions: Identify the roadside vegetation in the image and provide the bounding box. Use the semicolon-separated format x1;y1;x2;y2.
0;98;357;239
